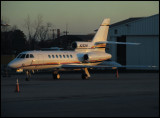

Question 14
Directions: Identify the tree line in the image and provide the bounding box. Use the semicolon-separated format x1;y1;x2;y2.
1;15;59;55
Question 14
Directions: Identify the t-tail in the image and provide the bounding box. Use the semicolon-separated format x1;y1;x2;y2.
72;18;110;52
92;18;110;45
91;18;110;51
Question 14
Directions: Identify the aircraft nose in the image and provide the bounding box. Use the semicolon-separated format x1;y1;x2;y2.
8;61;17;69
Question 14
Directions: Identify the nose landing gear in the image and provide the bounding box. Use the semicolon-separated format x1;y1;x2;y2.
25;70;31;81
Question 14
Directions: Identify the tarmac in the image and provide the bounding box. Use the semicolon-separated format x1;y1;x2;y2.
1;72;159;117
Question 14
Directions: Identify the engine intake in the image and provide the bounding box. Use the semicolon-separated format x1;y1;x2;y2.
72;42;77;49
81;52;112;62
83;54;89;61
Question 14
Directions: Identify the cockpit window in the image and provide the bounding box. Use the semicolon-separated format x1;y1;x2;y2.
30;54;34;58
16;53;34;58
26;54;29;58
17;54;22;58
20;54;26;58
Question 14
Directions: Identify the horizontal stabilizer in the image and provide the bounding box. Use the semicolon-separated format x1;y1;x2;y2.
95;41;141;45
61;63;158;69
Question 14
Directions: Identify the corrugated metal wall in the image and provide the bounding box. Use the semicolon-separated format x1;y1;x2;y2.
126;36;159;70
128;14;159;35
108;14;159;70
109;14;159;36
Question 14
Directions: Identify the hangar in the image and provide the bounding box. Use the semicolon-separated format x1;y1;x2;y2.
107;14;159;70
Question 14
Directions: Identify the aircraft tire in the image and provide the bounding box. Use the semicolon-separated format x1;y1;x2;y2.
53;73;60;80
82;74;89;80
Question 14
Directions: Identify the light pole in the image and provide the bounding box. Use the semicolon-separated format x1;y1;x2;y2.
63;23;69;36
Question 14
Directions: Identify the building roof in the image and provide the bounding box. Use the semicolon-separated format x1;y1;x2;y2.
110;17;144;28
94;17;144;31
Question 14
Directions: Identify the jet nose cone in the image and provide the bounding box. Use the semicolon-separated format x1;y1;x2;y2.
8;62;13;68
8;62;16;69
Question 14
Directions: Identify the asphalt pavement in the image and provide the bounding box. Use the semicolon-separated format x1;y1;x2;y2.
1;72;159;117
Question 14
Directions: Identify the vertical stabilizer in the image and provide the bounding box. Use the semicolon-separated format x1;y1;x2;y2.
74;18;110;52
92;18;110;44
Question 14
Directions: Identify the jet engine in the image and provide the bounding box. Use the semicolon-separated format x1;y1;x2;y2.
82;52;112;62
72;41;93;49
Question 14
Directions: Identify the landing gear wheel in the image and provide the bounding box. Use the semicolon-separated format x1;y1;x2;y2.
25;71;31;81
53;73;60;80
82;74;89;80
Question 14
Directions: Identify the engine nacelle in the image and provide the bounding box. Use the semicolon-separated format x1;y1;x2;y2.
82;52;112;62
72;41;93;49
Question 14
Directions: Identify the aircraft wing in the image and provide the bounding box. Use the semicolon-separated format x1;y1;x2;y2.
95;41;140;45
61;65;156;69
61;61;157;69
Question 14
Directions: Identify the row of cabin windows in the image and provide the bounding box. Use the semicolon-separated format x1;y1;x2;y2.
48;54;73;59
17;54;34;58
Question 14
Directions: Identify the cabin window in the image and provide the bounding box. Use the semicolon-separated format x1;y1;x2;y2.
59;55;62;58
67;55;69;58
56;55;58;58
70;55;73;58
63;55;65;58
26;54;29;58
48;55;51;58
30;54;34;58
52;55;55;58
20;54;26;58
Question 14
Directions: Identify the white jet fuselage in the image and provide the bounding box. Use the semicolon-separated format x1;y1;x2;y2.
8;18;112;73
8;50;112;70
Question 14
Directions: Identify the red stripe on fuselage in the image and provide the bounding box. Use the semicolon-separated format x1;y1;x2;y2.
17;59;107;69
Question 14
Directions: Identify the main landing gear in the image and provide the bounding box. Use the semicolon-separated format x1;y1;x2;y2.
52;68;90;80
81;68;90;80
52;71;60;80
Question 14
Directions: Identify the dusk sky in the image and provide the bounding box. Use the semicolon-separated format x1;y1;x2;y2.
1;1;159;35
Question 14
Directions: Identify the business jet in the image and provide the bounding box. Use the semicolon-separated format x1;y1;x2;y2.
7;18;152;80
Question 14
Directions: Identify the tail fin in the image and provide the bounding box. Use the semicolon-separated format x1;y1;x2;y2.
92;18;110;44
74;18;110;52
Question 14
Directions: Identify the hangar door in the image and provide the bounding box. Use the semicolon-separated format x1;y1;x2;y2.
117;36;126;66
126;36;159;70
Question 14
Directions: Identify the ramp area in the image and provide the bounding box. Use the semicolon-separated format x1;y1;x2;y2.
1;73;159;117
